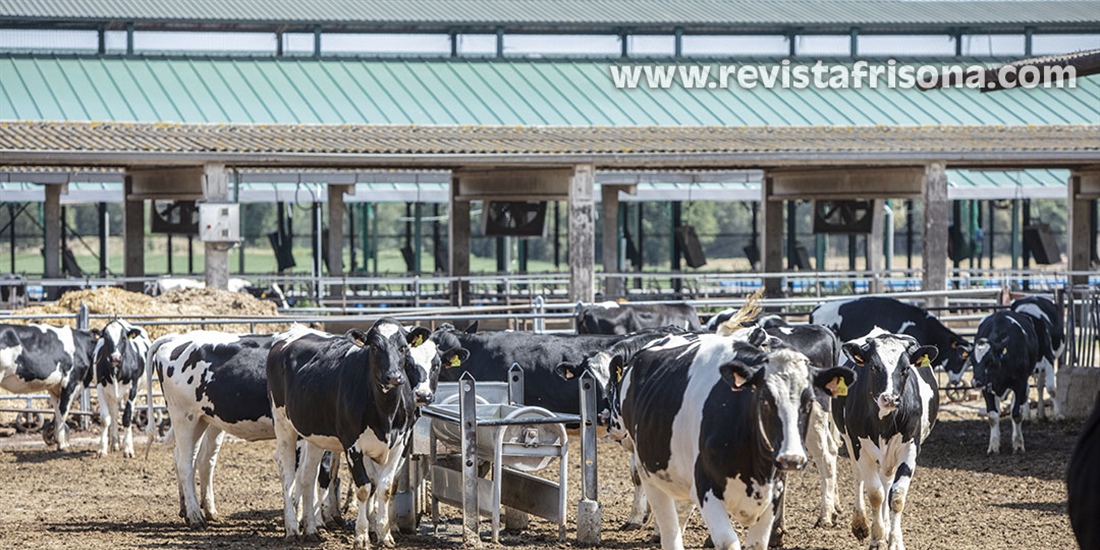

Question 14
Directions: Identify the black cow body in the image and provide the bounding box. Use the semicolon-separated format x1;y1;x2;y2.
834;329;939;550
1010;295;1064;419
267;320;422;547
1068;394;1100;550
618;331;851;550
432;325;626;415
89;319;150;457
811;296;971;384
970;311;1040;454
0;323;96;450
576;302;702;335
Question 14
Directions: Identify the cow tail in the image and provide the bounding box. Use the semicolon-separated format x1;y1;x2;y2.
142;335;176;461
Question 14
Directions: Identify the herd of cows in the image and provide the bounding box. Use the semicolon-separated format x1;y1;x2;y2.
0;293;1097;550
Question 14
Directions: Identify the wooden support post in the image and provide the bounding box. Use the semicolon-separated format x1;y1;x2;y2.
1068;171;1100;286
43;184;62;299
569;165;596;303
123;176;145;292
601;184;623;298
761;175;784;297
449;175;471;305
867;199;884;293
203;164;230;290
923;163;949;308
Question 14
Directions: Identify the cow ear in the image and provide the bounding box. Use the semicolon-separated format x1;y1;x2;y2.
442;348;469;368
91;328;102;340
346;329;368;347
127;327;143;339
407;327;431;348
746;327;768;347
609;355;625;384
910;345;938;367
555;362;580;381
815;366;856;398
842;342;866;366
465;321;479;334
718;361;763;392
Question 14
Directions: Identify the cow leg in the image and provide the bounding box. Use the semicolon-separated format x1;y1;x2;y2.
346;448;374;550
171;415;207;528
621;453;650;530
320;452;344;528
97;383;118;457
195;425;226;522
1011;386;1027;453
54;379;80;451
367;448;404;548
697;490;739;550
859;454;887;549
1036;360;1061;420
120;382;138;458
843;433;869;541
806;403;839;528
769;471;786;547
984;391;1001;454
886;444;918;550
642;480;683;550
272;412;302;540
745;487;780;550
297;443;326;542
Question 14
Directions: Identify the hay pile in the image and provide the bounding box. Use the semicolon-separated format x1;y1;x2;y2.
11;287;291;339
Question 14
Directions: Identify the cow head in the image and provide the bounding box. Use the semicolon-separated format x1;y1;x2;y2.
719;340;855;472
91;319;149;385
968;337;1005;390
554;351;622;432
843;333;937;419
405;325;469;406
346;318;409;392
942;337;973;386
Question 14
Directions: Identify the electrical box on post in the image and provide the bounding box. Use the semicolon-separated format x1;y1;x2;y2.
198;203;240;242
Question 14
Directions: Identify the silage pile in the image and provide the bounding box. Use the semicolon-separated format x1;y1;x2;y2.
10;286;293;339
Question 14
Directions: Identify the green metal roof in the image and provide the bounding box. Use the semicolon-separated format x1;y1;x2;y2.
1;0;1097;32
2;55;1098;126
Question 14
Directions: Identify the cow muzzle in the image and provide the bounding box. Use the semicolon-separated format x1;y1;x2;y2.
414;388;434;406
876;393;900;416
381;374;405;391
775;452;807;471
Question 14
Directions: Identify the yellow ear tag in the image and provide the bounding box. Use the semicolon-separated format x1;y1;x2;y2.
919;355;931;368
835;378;848;397
449;354;462;368
1001;348;1008;357
412;334;424;347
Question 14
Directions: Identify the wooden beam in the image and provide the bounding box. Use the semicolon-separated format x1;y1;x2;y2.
923;163;949;307
569;165;595;303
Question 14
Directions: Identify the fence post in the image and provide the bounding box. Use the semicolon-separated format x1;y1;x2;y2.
508;363;524;406
532;296;545;334
459;372;481;547
577;369;601;545
76;303;91;431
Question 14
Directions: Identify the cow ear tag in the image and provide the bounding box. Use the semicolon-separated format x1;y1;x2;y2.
919;355;931;368
1001;348;1008;357
411;334;424;347
449;354;462;368
833;377;848;397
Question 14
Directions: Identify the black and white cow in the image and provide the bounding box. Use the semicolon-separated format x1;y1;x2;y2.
576;302;702;335
835;329;939;550
431;322;627;415
811;297;972;385
763;324;846;532
1067;393;1100;550
618;330;853;550
0;323;97;450
969;311;1042;454
88;319;151;458
705;310;787;332
1010;295;1064;419
267;320;423;547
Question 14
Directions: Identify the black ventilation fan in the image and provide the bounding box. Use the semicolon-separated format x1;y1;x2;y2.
482;201;548;237
813;200;874;234
150;201;199;235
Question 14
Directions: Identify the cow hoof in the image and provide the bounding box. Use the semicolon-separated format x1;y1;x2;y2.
186;517;207;530
647;531;661;544
284;533;298;542
987;447;1000;455
769;532;784;548
353;533;371;550
814;515;836;528
852;519;869;540
380;533;395;548
619;521;644;531
302;531;323;543
203;510;219;523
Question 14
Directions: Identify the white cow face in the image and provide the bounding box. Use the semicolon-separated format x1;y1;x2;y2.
92;320;146;380
844;334;937;419
405;326;469;407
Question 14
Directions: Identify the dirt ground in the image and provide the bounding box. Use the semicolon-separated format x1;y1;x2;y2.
0;404;1082;550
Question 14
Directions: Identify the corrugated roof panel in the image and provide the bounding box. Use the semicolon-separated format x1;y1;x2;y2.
2;56;1099;126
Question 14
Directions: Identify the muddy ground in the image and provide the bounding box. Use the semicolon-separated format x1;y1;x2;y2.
0;404;1082;550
